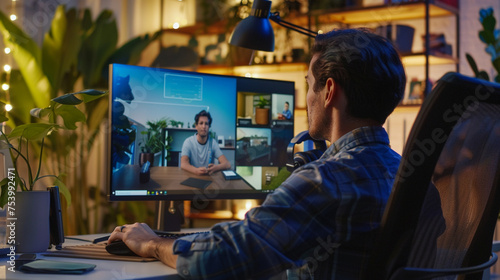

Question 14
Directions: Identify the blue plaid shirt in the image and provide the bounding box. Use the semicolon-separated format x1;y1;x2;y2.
173;126;401;279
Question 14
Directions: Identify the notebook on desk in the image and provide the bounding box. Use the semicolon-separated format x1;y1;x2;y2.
180;177;212;189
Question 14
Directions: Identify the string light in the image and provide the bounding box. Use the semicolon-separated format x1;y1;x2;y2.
2;0;17;122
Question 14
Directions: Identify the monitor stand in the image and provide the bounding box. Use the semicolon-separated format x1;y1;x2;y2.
155;200;184;232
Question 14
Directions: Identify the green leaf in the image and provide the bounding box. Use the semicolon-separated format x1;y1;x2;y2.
30;107;52;119
42;6;82;96
54;105;86;130
79;9;118;88
76;89;107;96
479;30;496;45
76;89;107;103
53;93;83;105
481;11;497;32
4;70;35;127
466;53;480;75
493;57;500;75
478;71;490;81
0;100;7;123
0;11;52;108
53;178;72;207
0;177;10;208
8;123;59;141
107;31;161;65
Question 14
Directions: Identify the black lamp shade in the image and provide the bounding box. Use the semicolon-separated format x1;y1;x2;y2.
229;0;275;52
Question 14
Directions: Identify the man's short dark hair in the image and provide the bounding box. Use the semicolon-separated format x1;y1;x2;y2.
310;28;406;124
285;101;289;106
195;110;212;126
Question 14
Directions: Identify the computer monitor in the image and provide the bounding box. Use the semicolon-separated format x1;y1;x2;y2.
107;64;295;219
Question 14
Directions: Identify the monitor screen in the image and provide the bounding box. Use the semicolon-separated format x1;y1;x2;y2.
108;64;295;201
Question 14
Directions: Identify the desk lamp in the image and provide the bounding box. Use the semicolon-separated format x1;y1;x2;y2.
228;0;317;52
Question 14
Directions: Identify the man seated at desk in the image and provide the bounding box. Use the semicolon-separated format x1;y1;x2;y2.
180;110;230;175
110;28;405;279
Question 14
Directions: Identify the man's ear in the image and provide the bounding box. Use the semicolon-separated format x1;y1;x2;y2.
324;78;336;107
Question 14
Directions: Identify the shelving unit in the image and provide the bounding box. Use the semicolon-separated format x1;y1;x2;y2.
168;1;458;97
305;0;459;99
160;0;459;150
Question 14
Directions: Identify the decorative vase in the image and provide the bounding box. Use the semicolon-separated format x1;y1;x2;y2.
255;108;269;125
8;191;50;253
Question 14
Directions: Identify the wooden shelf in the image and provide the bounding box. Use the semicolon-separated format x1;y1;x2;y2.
402;52;458;66
161;1;458;36
307;1;458;26
197;62;308;76
194;52;456;76
162;20;229;35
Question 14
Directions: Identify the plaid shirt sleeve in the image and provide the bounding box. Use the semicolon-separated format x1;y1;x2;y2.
173;126;401;280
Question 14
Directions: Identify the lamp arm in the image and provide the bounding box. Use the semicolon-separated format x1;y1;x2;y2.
269;12;317;38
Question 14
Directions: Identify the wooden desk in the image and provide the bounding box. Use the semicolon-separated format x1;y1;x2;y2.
113;165;253;193
0;234;181;279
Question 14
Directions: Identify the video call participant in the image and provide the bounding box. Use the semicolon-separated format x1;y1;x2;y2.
109;28;406;279
180;110;231;175
278;101;292;120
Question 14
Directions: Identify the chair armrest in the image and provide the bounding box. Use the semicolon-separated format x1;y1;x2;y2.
389;252;497;280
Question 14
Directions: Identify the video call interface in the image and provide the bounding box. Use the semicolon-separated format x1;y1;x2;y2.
109;64;295;201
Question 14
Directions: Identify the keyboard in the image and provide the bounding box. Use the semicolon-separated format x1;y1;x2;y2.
105;230;209;256
154;230;209;239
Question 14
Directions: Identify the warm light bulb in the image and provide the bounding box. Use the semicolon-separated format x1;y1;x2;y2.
5;104;12;112
3;64;11;72
318;30;324;34
4;47;11;54
10;14;17;21
245;73;252;78
173;22;180;29
2;83;9;91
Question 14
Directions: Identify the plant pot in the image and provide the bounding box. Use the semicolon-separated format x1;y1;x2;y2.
139;152;155;167
8;191;50;253
255;108;270;125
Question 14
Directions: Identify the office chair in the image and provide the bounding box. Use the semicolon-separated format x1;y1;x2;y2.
362;72;500;280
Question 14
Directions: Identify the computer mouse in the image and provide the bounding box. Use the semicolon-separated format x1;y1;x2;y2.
105;240;138;256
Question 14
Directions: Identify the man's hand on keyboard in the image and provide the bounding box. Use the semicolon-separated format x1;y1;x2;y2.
108;222;178;267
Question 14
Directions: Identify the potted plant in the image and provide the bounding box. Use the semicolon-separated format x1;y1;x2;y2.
255;95;270;125
139;118;168;166
465;7;500;83
0;5;160;235
0;89;107;252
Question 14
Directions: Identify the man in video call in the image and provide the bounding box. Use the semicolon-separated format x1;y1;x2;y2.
278;101;292;120
109;28;406;279
180;110;231;175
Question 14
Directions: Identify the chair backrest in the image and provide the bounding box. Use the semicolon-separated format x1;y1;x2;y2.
364;72;500;280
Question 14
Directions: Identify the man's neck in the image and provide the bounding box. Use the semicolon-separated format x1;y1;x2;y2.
197;134;208;145
331;117;381;143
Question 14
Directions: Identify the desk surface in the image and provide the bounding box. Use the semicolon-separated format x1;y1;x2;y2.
0;234;181;280
113;165;254;192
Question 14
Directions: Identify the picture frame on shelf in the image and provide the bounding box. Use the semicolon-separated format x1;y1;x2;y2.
403;79;425;105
